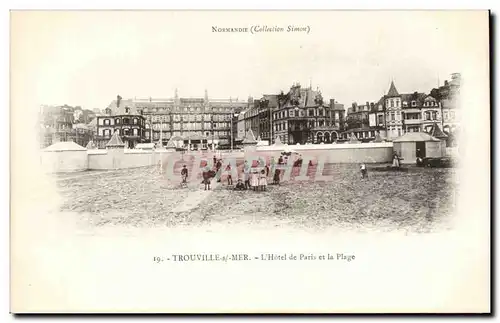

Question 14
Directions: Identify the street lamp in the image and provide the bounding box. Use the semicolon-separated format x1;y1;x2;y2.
211;120;215;151
294;106;300;144
230;108;239;152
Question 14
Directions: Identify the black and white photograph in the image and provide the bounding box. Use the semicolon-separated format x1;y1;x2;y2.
10;10;490;314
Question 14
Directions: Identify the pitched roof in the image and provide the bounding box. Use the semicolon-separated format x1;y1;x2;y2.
242;129;257;143
85;140;97;149
400;92;427;106
428;123;448;139
372;132;385;143
273;136;284;146
165;139;177;148
106;131;125;147
393;132;441;142
44;141;87;152
387;81;399;97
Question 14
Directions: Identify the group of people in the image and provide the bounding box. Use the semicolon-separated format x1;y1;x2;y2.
180;154;295;191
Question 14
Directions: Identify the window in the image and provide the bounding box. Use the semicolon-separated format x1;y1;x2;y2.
390;100;394;108
411;101;417;107
309;109;314;117
104;129;110;137
104;119;110;125
403;101;408;107
133;118;138;124
125;107;130;114
378;115;383;124
133;129;138;136
289;110;294;117
115;118;120;125
391;112;395;121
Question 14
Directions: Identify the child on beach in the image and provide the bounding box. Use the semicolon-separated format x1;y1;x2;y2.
360;163;368;179
250;169;259;191
235;179;246;190
259;169;268;191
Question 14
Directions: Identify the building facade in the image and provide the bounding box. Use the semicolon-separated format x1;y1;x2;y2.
272;83;344;144
103;91;248;150
343;73;461;145
96;110;147;149
39;105;96;148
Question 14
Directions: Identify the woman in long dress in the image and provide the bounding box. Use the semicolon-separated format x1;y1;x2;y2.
392;153;400;168
250;169;259;191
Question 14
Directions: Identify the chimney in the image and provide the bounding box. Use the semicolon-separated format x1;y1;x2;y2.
117;95;122;108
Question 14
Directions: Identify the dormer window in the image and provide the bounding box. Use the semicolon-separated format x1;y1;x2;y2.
125;107;130;114
411;101;417;107
403;101;408;107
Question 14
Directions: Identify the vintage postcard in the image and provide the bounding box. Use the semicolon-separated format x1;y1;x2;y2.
10;10;490;313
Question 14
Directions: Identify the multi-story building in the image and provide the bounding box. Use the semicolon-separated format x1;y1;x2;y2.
383;81;404;140
255;94;278;143
96;100;147;149
368;97;387;136
104;91;248;150
39;105;96;148
420;94;442;133
342;101;374;142
272;83;344;144
438;73;461;135
243;98;260;141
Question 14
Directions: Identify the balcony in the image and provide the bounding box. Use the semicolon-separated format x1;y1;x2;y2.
404;119;422;125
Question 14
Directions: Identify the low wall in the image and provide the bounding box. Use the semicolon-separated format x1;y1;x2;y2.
41;150;88;173
88;149;173;170
41;143;395;173
253;142;394;163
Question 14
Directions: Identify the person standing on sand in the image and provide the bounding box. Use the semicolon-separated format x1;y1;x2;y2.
202;166;212;191
273;168;281;185
181;165;188;183
392;152;401;168
360;163;368;179
250;169;259;191
225;163;233;185
259;169;268;191
244;160;251;189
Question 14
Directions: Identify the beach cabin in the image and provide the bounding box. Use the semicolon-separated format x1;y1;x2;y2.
393;132;444;164
41;141;88;173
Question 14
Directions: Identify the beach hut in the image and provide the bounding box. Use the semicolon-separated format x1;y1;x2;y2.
393;132;444;164
41;141;88;173
242;129;258;147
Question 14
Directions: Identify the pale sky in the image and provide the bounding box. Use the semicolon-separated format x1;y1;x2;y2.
11;11;483;111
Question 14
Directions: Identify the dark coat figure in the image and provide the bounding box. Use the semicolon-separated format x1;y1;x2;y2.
225;164;233;185
273;168;281;185
181;165;188;183
216;160;223;182
243;161;251;189
360;163;368;179
235;179;246;190
213;155;217;167
278;156;284;165
202;169;214;190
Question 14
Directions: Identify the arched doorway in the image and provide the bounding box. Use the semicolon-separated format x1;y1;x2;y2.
316;132;324;143
324;132;331;143
331;131;338;142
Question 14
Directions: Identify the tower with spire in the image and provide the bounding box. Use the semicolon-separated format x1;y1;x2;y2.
384;80;403;140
